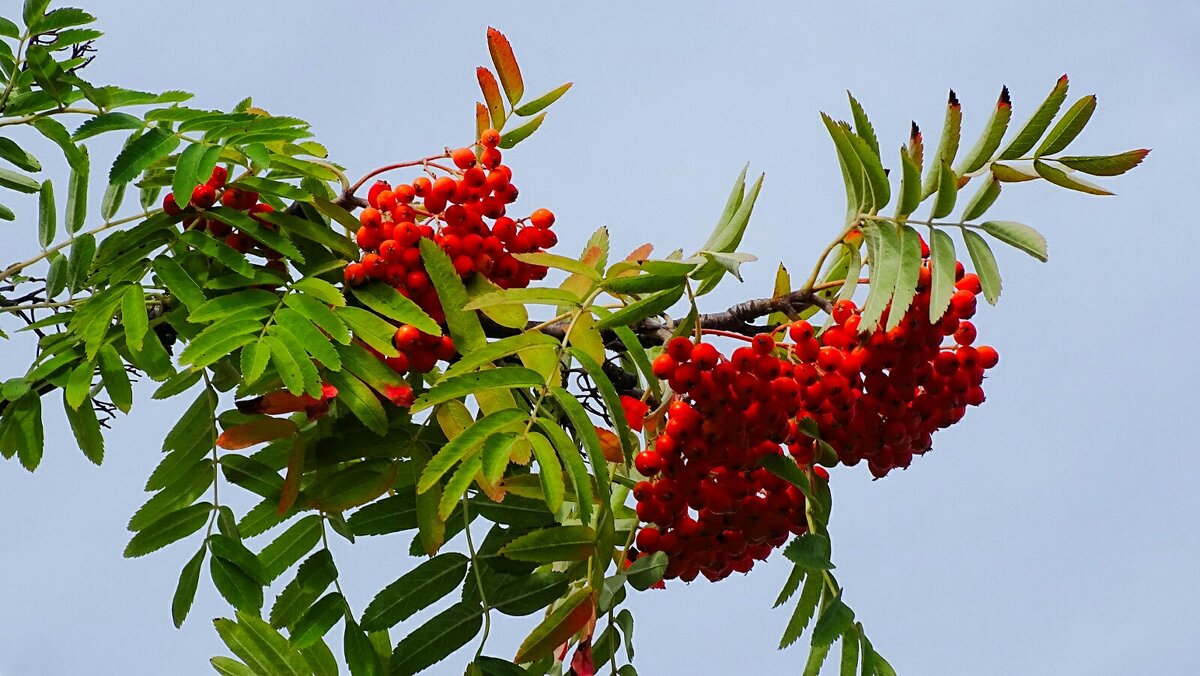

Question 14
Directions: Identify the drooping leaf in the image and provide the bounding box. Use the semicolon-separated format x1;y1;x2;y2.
478;66;506;130
783;534;835;572
420;237;486;351
288;592;346;649
63;392;104;465
65;147;89;234
779;572;823;649
978;220;1048;262
37;179;55;248
513;588;595;664
1032;159;1114;195
928;228;956;323
885;225;922;331
213;611;309;676
962;229;1002;305
172;544;206;628
110;127;180;183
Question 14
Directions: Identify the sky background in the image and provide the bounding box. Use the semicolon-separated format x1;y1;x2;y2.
2;1;1198;674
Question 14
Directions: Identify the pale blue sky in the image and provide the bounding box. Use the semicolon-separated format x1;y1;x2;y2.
2;1;1198;674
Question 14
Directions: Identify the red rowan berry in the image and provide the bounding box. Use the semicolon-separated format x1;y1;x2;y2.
530;208;555;229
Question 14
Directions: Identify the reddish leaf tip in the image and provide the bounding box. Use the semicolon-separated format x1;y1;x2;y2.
999;85;1011;107
948;89;960;107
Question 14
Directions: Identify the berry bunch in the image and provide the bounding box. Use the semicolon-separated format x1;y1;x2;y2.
162;166;284;273
343;130;558;374
635;252;999;582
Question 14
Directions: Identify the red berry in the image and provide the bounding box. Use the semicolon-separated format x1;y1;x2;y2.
529;208;555;229
480;128;502;148
450;147;477;169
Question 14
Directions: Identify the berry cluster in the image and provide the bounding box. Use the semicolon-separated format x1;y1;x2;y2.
343;129;558;374
634;251;998;582
162;166;285;276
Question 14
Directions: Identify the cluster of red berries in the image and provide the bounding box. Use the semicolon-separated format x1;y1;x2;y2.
343;129;558;374
634;251;998;582
162;166;285;275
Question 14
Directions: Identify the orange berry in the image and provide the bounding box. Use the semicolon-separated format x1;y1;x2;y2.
480;128;502;148
450;147;477;169
530;208;555;229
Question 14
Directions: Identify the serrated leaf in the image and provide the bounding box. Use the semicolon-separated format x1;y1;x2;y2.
514;588;595;664
390;601;483;674
37;179;55;247
812;597;855;648
500;525;596;563
846;92;879;158
347;492;418;537
478;66;506;130
526;433;565;512
270;550;337;630
258;515;322;583
1036;94;1096;156
258;209;358;260
596;285;683;330
418;408;526;493
179;319;263;369
128;460;213;531
1033;159;1114;195
512;82;572;117
626;550;668;591
172;142;206;208
208;207;305;262
783;534;834;572
32;117;87;172
305;459;398;513
179;230;256;279
962;229;1002;305
439;332;559;381
351;282;440;335
412;367;542;413
0;137;41;172
65;148;88;234
958;86;1012;174
172;544;206;628
978;220;1048;262
779;572;823;649
464;287;582;310
152;256;207;312
361;553;469;631
534;417;594;524
72;112;144;141
324;370;388;436
120;284;148;351
123;502;212;558
1056;149;1149;176
420;237;485;351
0;167;40;194
858;221;900;331
822;115;865;215
897;148;921;217
961;175;1001;222
498;112;545;150
921;91;962;200
289;592;345;649
96;345;132;412
928;228;956;323
214;611;308;676
886;225;922;331
100;179;126;220
110;128;180;183
1000;75;1069;160
929;160;957;219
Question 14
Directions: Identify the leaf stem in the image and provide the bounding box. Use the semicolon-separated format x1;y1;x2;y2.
0;208;158;284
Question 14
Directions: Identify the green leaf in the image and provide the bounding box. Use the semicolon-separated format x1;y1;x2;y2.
961;175;1001;222
63;392;104;464
128;460;213;531
841;627;861;676
343;621;384;676
390;601;483;675
270;550;337;629
211;554;266;614
24;45;70;103
821;116;864;215
283;293;350;344
274;307;342;370
0;17;18;38
334;306;399;357
258;515;322;583
783;534;834;572
211;533;268;585
412;367;542;413
332;341;406;394
774;565;806;609
0;203;13;221
489;569;571;617
152;256;207;312
351;282;440;335
596;285;683;331
173;545;207;628
921;91;962;201
178;319;263;369
1036;94;1096;156
803;642;833;676
928;228;956;323
1056;149;1149;176
568;347;635;464
420;237;485;351
221;455;284;501
958;87;1013;174
812;597;855;648
32;117;86;172
257;209;359;260
120;284;149;352
1032;159;1114;196
858;221;900;331
897;148;921;217
846;92;879;158
526;433;565;512
97;344;132;413
232;176;309;201
962;229;1002;305
208;207;305;262
45;251;67;297
190;289;278;324
172;142;206;208
65;148;89;234
535;417;594;525
0;167;40;194
324;370;388;436
0;137;41;172
978;220;1048;262
214;611;309;676
626;550;669;591
1000;75;1070;160
361;553;469;631
28;7;95;34
513;588;595;664
289;592;345;648
990;162;1038;183
72;112;144;141
498;112;546;149
163;387;217;453
885;225;922;331
440;332;559;381
500;525;596;563
347;492;418;536
123;502;212;558
37;179;55;247
110;128;181;184
847;131;889;210
779;572;823;649
100;178;126;220
417;408;525;493
549;385;611;502
929;160;957;219
464;287;582;310
512;82;573;117
292;277;345;306
179;230;256;279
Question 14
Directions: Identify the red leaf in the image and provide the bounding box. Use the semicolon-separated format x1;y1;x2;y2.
277;437;305;516
594;426;623;464
569;639;595;676
477;67;505;131
216;417;297;450
487;27;524;104
624;243;653;263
